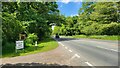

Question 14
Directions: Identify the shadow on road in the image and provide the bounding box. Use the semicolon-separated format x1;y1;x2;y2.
55;38;77;42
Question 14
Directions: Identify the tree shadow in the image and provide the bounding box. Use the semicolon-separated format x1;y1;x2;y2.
38;37;56;44
55;38;78;42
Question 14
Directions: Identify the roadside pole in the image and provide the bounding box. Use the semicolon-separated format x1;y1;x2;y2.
35;41;38;50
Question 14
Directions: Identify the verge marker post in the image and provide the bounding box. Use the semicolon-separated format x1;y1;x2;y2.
35;41;38;50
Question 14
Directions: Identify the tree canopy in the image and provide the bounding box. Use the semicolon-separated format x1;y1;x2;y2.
53;2;120;36
2;2;120;45
2;2;63;45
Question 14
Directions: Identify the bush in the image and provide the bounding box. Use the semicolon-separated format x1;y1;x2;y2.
81;22;120;35
81;23;102;35
52;26;61;35
100;22;120;35
2;42;15;57
25;33;38;46
59;25;67;35
2;12;23;45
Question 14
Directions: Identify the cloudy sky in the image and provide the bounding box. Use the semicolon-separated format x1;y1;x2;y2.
57;0;82;17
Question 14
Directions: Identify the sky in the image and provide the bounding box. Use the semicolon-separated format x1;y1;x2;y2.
57;1;82;17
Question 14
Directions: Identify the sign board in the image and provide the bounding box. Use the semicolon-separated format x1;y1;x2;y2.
16;41;24;49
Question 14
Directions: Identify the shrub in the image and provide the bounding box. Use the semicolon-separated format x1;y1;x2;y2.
2;42;15;56
2;12;23;45
81;23;102;35
52;26;61;35
81;22;120;35
25;33;38;46
100;22;120;35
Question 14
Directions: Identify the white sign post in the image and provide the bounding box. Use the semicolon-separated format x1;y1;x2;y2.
16;41;24;53
35;41;37;50
35;41;37;46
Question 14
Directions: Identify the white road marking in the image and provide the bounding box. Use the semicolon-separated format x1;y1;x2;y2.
85;62;93;66
61;44;64;46
69;54;80;62
58;42;64;46
110;49;118;52
65;47;68;49
96;46;118;52
75;54;80;58
68;55;76;65
69;50;72;52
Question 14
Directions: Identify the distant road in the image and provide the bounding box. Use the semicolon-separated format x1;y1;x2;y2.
56;37;119;66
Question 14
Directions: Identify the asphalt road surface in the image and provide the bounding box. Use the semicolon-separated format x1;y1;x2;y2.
56;37;119;66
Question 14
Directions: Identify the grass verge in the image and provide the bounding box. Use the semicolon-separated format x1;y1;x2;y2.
2;38;58;58
64;35;119;40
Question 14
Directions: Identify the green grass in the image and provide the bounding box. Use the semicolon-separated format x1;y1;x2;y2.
2;38;58;58
64;35;119;40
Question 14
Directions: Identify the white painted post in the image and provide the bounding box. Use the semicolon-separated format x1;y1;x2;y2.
35;41;37;50
35;41;37;46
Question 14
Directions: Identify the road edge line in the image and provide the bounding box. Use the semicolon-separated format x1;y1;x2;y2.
85;62;93;66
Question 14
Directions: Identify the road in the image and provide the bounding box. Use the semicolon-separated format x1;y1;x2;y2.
56;37;119;66
1;37;119;67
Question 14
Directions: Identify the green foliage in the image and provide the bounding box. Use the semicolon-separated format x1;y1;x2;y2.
59;24;66;35
2;42;15;57
57;2;120;36
71;35;118;40
2;12;23;45
81;23;102;35
65;17;74;27
2;2;62;45
2;38;58;58
80;22;120;35
100;22;120;35
0;25;2;46
90;2;118;24
52;26;61;35
25;33;38;46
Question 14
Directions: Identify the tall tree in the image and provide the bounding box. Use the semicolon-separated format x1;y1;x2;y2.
90;2;118;24
78;2;94;21
2;2;61;44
